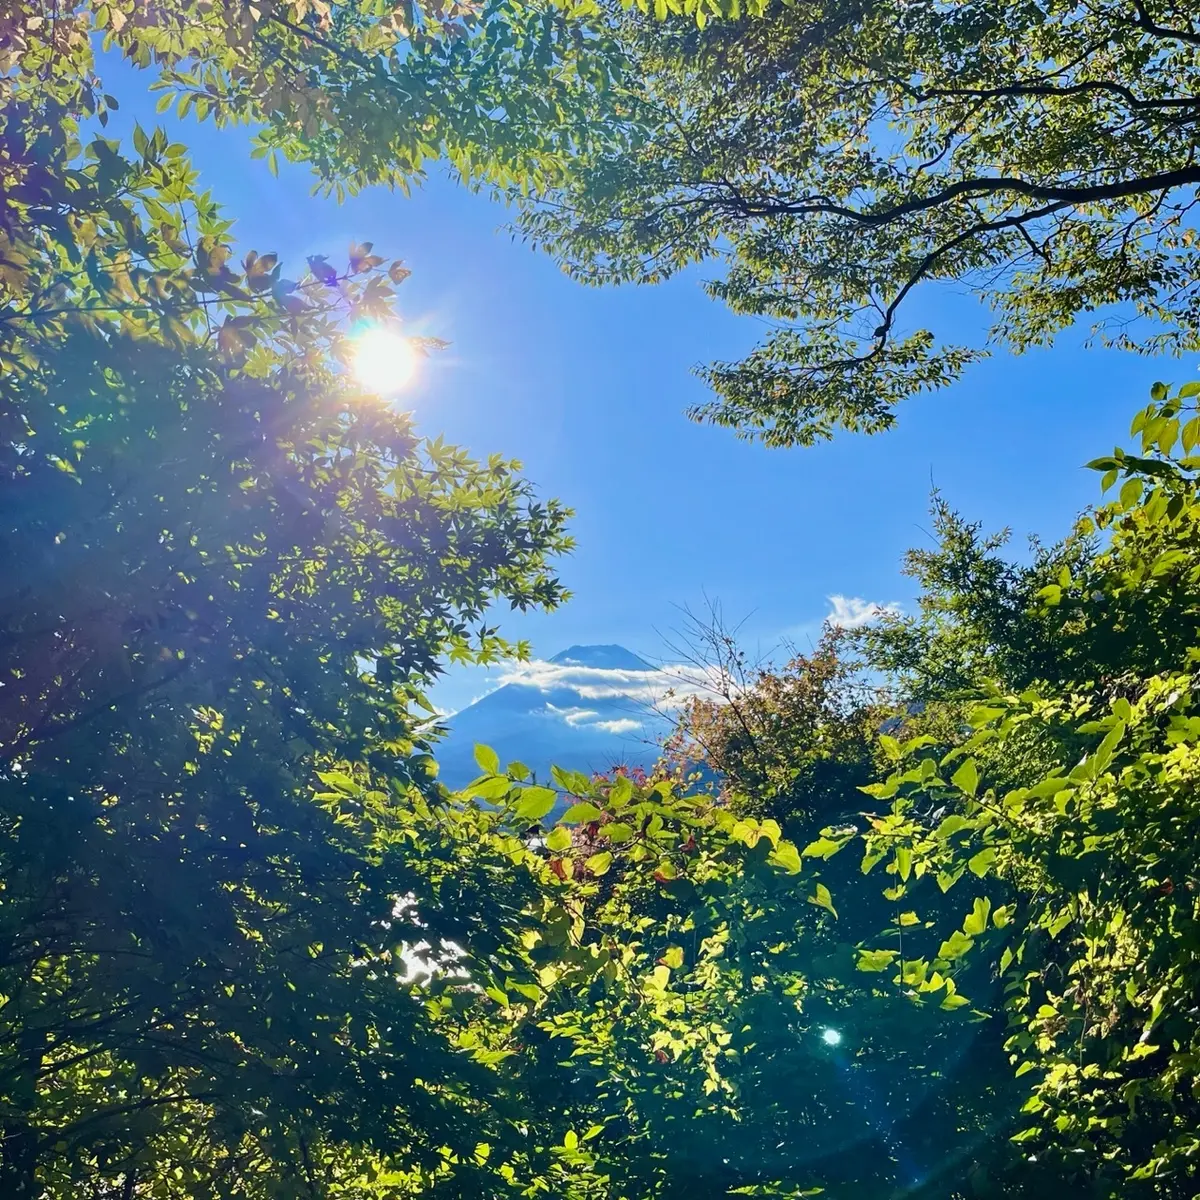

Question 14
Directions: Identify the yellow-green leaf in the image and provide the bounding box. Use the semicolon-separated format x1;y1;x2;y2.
586;850;613;876
808;883;837;918
515;786;556;822
474;744;500;774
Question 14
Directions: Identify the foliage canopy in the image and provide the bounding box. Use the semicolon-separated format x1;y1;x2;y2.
520;0;1200;445
1;8;576;1193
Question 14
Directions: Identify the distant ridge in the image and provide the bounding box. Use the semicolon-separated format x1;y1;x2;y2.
433;644;666;789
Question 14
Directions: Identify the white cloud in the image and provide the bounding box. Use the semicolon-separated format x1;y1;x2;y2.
593;718;642;735
825;594;903;630
545;702;602;727
495;659;728;713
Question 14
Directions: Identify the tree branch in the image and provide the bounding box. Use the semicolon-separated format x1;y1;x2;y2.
917;78;1200;113
717;164;1200;227
1130;0;1200;46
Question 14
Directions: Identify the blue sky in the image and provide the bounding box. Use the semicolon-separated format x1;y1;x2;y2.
104;57;1186;713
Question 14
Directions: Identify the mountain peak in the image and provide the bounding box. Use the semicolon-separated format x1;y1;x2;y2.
549;644;652;671
433;643;662;788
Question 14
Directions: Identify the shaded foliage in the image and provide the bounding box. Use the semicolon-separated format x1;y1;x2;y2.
854;381;1200;1196
1;12;576;1193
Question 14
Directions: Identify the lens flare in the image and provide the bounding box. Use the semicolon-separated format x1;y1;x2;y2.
821;1028;843;1047
350;326;419;395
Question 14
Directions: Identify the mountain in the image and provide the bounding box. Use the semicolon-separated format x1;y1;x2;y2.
432;645;670;788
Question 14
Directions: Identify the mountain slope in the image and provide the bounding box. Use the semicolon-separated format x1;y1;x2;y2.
433;645;669;788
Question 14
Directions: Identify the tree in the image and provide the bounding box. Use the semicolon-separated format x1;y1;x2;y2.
519;0;1200;445
0;0;625;198
661;612;885;831
433;758;827;1199
649;623;1029;1197
1;19;580;1194
856;381;1200;1195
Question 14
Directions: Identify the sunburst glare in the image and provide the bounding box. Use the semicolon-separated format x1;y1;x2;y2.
350;326;419;395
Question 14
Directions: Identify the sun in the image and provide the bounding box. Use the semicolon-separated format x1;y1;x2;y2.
350;326;419;395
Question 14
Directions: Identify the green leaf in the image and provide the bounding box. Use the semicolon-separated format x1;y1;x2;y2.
936;866;965;892
1046;908;1073;938
937;930;975;961
860;779;899;800
1150;549;1187;577
861;849;886;874
802;836;842;859
769;840;802;874
951;758;979;797
1119;477;1144;509
1182;415;1200;455
935;814;972;839
808;883;837;918
586;851;613;876
562;802;603;823
316;770;358;794
660;945;684;968
545;825;572;852
474;743;500;775
856;948;898;972
967;705;1007;727
895;845;912;881
514;786;557;822
962;896;992;937
551;765;594;795
469;776;512;801
968;847;997;878
609;774;634;806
